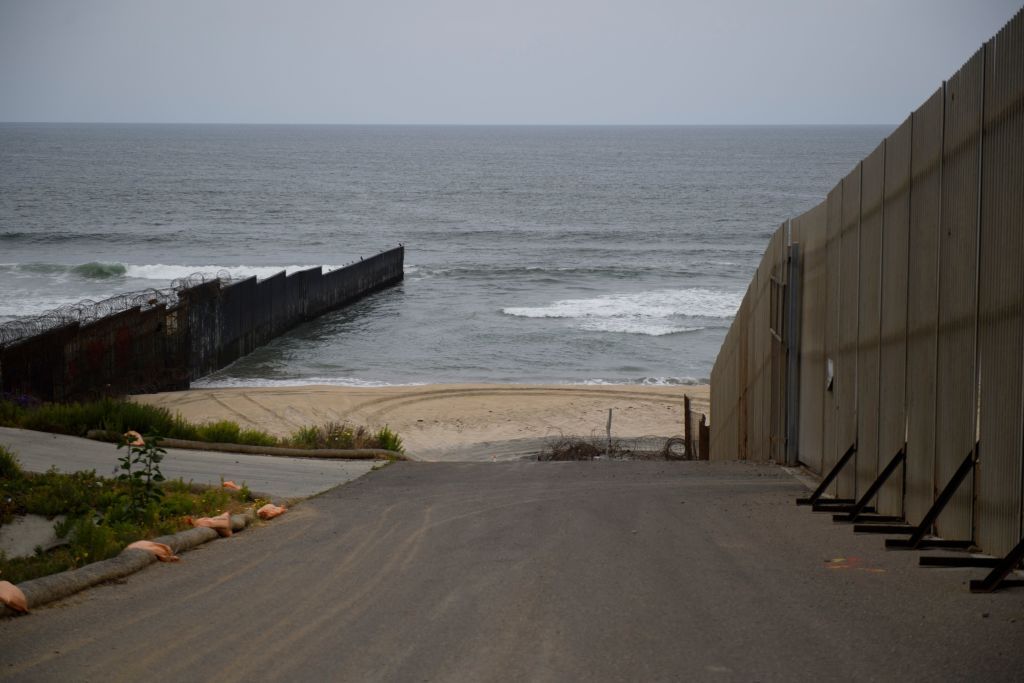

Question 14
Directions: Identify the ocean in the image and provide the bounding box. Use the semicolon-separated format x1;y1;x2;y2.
0;123;890;387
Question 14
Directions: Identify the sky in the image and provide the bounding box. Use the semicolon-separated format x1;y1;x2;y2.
0;0;1020;125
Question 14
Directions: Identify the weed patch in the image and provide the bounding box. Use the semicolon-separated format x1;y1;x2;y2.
0;397;405;454
0;442;258;584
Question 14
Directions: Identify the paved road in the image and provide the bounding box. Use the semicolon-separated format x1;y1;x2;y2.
0;427;375;500
2;461;1022;681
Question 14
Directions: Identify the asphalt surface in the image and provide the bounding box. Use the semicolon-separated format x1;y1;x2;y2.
0;427;375;500
2;461;1023;681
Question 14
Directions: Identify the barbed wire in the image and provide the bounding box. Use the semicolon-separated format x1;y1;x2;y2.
0;271;234;348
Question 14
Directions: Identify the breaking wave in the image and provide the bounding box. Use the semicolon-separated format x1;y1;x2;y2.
501;288;741;336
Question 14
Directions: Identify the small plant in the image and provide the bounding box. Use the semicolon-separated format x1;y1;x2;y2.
196;420;241;443
290;425;321;449
238;429;279;447
288;422;405;452
376;425;404;454
115;431;166;522
0;444;22;480
289;422;356;449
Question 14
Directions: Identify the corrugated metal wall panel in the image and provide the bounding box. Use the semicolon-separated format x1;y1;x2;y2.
857;144;885;495
723;326;739;459
747;273;760;462
837;166;862;499
977;11;1024;556
796;201;828;473
905;87;945;526
878;116;913;517
749;260;769;462
768;230;779;461
770;225;788;463
823;185;844;490
709;354;722;458
711;317;740;461
934;48;984;542
739;285;751;460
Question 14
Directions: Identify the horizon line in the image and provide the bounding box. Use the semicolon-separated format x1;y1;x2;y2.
0;120;897;128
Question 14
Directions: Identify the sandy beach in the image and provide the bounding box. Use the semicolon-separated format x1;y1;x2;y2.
134;384;709;461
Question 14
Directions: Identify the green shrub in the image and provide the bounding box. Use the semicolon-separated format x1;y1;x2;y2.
195;420;241;443
21;469;113;518
58;517;129;566
237;429;279;447
0;444;22;480
14;398;199;440
290;424;321;449
376;425;404;454
289;422;403;452
0;400;26;427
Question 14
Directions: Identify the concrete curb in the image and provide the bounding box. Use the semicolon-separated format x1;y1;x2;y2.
85;430;408;461
1;509;256;619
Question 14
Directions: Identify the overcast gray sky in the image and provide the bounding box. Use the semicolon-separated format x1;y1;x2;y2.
0;0;1019;125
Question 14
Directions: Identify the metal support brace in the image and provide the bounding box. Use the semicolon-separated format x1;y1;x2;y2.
836;514;903;524
886;447;976;551
919;556;1002;568
813;503;870;513
969;537;1024;593
854;523;916;534
796;441;857;506
832;446;906;522
811;501;860;511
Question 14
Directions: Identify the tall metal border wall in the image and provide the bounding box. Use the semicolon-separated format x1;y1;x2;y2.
0;246;404;400
709;8;1024;564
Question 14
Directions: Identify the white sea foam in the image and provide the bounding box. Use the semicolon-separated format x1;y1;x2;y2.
502;288;741;336
192;376;427;389
124;264;346;281
576;377;706;386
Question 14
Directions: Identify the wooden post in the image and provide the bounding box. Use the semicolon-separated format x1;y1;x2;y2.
606;408;613;458
683;395;693;459
699;415;710;461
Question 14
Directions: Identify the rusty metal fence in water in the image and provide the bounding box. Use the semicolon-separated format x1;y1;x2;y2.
0;247;404;401
709;9;1024;591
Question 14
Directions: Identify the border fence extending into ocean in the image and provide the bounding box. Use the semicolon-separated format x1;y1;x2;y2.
709;9;1023;590
0;246;404;401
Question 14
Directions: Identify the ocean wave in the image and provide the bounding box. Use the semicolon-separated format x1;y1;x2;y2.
0;230;179;244
408;264;692;281
502;288;741;336
71;262;128;279
576;377;707;386
192;376;427;389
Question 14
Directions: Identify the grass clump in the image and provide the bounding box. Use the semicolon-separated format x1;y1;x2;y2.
375;425;404;454
0;444;22;480
195;419;242;444
287;422;404;453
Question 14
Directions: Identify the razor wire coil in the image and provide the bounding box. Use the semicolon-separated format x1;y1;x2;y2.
0;271;233;348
